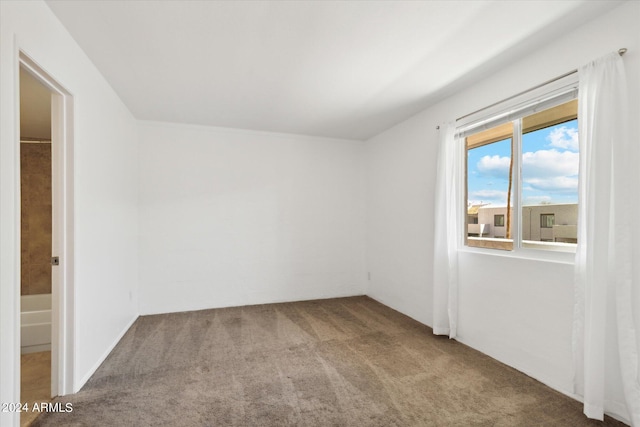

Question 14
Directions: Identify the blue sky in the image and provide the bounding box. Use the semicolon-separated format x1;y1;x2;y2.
467;119;579;206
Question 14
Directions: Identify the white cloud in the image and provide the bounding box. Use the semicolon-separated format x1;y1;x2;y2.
547;126;579;151
468;189;507;205
476;155;510;179
472;142;580;204
522;149;578;179
525;176;578;192
523;195;552;205
522;148;578;194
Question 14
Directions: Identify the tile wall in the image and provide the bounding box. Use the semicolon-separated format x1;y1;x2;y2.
20;142;52;295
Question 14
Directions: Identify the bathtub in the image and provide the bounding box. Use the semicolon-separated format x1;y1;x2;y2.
21;294;52;354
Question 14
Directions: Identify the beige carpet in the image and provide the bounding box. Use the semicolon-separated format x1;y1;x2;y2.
33;296;626;426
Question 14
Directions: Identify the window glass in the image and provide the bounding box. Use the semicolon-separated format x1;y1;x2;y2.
466;122;513;250
521;100;578;249
465;99;578;252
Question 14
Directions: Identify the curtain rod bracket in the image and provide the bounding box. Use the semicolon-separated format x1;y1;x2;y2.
618;48;627;56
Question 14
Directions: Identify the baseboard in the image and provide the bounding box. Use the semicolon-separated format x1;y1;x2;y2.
602;399;631;425
365;293;433;329
74;313;139;393
21;343;51;354
140;290;365;316
554;389;630;425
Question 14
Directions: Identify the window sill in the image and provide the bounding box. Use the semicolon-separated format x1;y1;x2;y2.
460;238;576;264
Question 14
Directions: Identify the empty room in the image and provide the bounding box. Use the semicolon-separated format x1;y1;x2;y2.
1;1;638;426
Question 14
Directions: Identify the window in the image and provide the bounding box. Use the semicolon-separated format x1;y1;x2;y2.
464;92;578;253
540;214;554;228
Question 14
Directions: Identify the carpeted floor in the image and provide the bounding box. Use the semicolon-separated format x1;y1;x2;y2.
33;296;626;426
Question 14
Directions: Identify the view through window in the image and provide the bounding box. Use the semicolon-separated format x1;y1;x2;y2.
466;99;578;251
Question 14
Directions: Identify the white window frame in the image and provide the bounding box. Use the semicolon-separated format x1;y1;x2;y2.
457;74;578;263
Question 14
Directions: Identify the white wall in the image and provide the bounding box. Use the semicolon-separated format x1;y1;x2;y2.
0;2;139;423
365;1;639;423
1;1;636;426
138;122;366;315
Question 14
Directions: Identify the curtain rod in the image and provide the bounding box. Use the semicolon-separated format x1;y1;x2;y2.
437;48;627;129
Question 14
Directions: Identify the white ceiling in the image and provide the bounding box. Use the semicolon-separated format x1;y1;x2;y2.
45;0;620;140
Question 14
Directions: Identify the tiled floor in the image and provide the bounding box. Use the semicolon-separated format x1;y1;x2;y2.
20;351;51;427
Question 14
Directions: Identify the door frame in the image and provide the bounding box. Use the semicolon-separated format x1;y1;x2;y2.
19;51;75;397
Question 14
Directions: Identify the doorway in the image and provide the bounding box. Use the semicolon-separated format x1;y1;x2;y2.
18;52;75;425
19;65;53;426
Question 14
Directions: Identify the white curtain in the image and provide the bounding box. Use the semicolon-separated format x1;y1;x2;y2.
433;123;462;338
574;51;640;425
